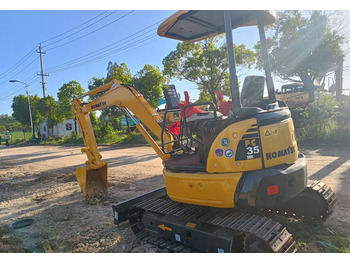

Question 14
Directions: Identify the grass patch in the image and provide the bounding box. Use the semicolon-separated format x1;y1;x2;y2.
274;216;350;253
119;132;149;144
0;131;32;145
41;130;155;146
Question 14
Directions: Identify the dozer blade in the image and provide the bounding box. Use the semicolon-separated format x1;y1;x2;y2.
75;164;109;201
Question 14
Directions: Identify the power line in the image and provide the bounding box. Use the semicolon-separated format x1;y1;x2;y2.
0;11;117;90
45;10;135;52
43;10;118;48
1;74;38;98
47;20;160;71
48;36;160;74
47;33;158;73
41;10;110;45
0;45;37;80
44;17;166;73
46;23;159;73
0;11;140;107
0;76;41;102
1;12;166;104
0;56;38;87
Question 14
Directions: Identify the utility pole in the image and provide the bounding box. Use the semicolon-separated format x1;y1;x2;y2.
37;44;49;98
335;60;343;103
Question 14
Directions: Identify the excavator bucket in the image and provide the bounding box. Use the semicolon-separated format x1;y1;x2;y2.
75;164;109;201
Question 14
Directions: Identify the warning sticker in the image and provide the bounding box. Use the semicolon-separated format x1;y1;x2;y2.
215;148;224;157
264;128;278;137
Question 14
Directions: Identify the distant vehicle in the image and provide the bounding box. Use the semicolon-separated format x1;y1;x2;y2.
276;83;319;109
120;117;140;127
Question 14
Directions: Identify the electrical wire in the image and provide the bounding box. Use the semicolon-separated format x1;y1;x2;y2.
45;20;161;72
48;37;160;74
1;73;38;98
47;28;158;73
0;11;116;86
0;10;137;102
45;10;135;51
43;10;118;48
45;16;166;74
41;10;110;45
0;45;37;80
1;12;165;103
0;56;38;86
0;76;41;101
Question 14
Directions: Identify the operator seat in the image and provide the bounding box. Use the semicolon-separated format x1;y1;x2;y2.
165;76;267;172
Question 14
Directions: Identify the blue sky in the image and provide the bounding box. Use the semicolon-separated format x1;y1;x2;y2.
1;3;350;116
0;9;264;115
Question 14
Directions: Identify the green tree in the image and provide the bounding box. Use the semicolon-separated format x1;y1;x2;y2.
88;62;132;131
57;81;86;120
11;94;43;130
88;77;105;100
163;36;256;107
132;64;165;108
0;114;22;132
105;61;132;84
255;11;345;100
37;96;64;137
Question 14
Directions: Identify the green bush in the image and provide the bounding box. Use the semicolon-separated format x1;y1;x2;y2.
62;132;84;144
295;94;350;145
119;131;148;144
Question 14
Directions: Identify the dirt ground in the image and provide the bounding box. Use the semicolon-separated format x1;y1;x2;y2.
0;144;349;253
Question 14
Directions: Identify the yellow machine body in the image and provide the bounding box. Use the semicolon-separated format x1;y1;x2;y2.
163;168;242;208
163;116;298;208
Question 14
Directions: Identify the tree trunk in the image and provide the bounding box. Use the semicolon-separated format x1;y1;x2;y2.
123;111;131;134
209;90;218;110
299;73;315;102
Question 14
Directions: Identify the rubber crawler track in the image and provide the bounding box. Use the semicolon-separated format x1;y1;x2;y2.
129;197;296;253
265;180;337;220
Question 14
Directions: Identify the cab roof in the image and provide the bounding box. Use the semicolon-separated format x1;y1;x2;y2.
158;10;276;42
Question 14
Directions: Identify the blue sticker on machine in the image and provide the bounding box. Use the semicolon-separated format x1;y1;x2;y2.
224;148;234;158
215;148;224;157
220;137;230;147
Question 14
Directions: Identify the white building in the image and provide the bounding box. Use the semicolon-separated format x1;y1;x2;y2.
38;119;80;139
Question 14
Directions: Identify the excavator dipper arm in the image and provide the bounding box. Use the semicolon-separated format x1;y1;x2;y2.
72;80;172;201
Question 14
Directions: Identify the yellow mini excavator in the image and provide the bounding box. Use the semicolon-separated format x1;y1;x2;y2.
72;10;336;253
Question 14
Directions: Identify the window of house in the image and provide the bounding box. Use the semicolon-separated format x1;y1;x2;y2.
43;126;46;132
66;123;72;131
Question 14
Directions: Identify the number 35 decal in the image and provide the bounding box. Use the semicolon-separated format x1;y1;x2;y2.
247;146;260;155
245;139;260;159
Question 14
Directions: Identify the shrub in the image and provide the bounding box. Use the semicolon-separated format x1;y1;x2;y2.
296;94;350;145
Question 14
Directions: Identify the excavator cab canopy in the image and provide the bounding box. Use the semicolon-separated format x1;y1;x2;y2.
157;10;276;42
158;10;278;115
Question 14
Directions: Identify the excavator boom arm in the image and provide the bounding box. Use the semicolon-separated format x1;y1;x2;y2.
72;80;172;200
